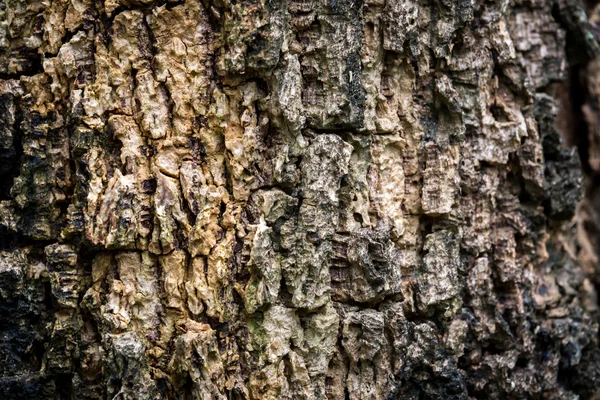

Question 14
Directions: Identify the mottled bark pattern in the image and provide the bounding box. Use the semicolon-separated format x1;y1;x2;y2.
0;0;598;399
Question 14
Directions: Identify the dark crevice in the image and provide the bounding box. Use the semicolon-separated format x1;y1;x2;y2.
0;95;23;201
561;65;591;175
0;50;44;80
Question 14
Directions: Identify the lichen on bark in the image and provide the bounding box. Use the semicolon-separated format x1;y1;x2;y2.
0;0;599;399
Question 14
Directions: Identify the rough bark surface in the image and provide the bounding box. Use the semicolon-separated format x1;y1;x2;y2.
0;0;599;399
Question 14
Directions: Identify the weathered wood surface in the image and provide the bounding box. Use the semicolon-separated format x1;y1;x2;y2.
0;0;599;398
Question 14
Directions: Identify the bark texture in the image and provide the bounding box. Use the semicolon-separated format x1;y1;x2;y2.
0;0;599;399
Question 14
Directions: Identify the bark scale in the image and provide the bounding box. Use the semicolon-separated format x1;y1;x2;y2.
0;0;599;399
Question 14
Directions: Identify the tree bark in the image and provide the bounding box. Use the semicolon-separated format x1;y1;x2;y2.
0;0;599;399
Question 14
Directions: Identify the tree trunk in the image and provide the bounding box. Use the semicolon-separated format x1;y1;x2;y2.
0;0;599;398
